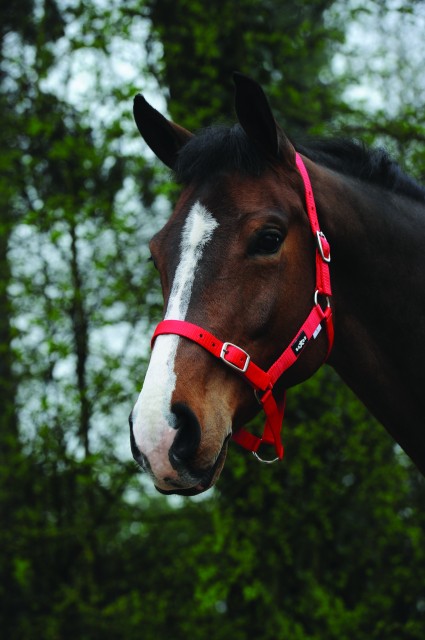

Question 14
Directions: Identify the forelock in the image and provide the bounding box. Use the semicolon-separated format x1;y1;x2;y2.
174;124;269;183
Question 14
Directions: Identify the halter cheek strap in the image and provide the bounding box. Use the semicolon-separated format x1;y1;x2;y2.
151;153;333;462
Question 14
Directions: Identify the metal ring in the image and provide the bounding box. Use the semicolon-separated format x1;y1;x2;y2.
314;290;331;308
254;390;263;406
253;451;279;464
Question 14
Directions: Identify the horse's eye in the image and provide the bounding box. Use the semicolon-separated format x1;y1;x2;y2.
251;229;284;256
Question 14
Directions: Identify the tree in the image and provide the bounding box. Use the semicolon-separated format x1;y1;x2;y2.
146;0;346;133
0;2;155;635
1;1;424;638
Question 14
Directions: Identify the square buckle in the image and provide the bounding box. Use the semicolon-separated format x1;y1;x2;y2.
220;342;250;373
316;230;331;263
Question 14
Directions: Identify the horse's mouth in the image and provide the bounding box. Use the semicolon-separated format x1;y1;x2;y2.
155;436;230;496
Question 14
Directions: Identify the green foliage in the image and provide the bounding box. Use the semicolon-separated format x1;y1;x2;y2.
202;369;425;639
1;1;425;639
146;0;345;134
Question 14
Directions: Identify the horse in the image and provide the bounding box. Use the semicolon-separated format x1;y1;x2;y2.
129;72;425;496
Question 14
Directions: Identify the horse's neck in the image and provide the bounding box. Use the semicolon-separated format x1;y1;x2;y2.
316;166;425;474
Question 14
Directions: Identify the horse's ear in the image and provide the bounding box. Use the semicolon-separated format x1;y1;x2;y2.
233;72;294;165
133;94;193;169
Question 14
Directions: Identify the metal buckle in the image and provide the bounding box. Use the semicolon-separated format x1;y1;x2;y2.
316;230;331;263
220;342;250;373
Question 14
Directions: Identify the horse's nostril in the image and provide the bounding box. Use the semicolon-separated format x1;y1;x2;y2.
170;402;201;464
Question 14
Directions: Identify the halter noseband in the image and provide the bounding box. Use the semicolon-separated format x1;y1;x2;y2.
151;153;333;462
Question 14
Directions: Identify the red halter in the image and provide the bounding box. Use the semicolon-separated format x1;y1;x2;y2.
151;153;333;462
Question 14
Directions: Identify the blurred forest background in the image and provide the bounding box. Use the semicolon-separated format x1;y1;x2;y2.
1;1;425;638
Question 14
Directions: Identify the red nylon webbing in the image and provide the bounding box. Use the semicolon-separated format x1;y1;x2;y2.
150;153;334;461
152;320;271;391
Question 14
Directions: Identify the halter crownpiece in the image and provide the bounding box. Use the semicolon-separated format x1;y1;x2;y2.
151;153;333;463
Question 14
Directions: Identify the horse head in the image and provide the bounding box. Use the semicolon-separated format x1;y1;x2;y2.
129;74;332;495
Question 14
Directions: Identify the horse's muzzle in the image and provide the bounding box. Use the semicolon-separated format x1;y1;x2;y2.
129;403;228;495
155;434;230;496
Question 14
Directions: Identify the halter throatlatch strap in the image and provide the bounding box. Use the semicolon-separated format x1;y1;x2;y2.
150;153;333;462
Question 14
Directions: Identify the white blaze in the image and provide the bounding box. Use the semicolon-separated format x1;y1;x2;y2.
132;202;218;476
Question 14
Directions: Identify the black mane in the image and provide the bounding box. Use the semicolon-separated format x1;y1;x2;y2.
297;139;425;203
175;124;425;203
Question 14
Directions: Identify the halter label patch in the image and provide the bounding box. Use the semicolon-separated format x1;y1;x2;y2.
291;331;308;356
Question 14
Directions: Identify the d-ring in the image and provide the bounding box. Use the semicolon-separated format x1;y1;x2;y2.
253;451;279;464
314;290;331;308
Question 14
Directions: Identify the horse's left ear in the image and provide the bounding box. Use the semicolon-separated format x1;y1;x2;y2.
133;94;193;169
233;72;295;165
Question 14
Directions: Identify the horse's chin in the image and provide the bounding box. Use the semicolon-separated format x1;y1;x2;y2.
155;437;229;496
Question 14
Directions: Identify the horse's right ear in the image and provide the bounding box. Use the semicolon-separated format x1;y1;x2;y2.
133;95;193;169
